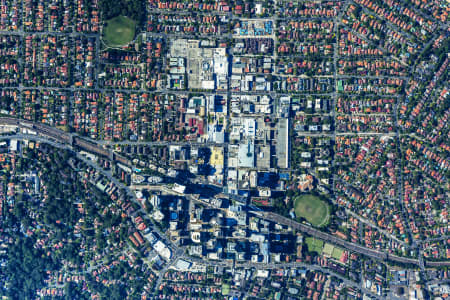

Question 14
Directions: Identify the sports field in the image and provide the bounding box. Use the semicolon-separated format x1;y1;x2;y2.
332;247;344;260
221;284;230;296
294;194;330;227
305;237;324;254
323;243;345;260
103;16;136;47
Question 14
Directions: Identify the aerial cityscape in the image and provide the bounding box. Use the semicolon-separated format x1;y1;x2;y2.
0;0;448;299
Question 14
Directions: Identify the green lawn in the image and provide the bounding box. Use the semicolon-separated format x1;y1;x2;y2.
305;237;324;254
332;247;344;260
294;194;330;227
103;16;136;47
221;284;230;296
323;243;334;257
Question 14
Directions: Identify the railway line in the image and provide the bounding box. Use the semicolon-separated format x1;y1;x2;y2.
259;211;421;266
0;117;130;166
73;137;110;158
1;117;449;268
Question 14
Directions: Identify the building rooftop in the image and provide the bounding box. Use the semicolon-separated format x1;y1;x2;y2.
238;140;254;168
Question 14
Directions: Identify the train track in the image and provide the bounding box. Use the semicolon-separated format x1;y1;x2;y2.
260;212;421;266
0;117;130;166
73;137;110;157
2;117;449;268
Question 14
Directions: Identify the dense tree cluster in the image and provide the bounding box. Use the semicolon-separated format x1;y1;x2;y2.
0;145;156;299
1;149;87;298
6;237;59;300
99;0;146;25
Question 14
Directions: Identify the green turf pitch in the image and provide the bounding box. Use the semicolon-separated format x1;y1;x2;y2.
294;194;330;227
103;16;136;47
305;237;324;254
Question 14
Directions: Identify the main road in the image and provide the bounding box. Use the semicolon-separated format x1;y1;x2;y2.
2;117;450;268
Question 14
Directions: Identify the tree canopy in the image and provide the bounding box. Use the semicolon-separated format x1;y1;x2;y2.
99;0;146;26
